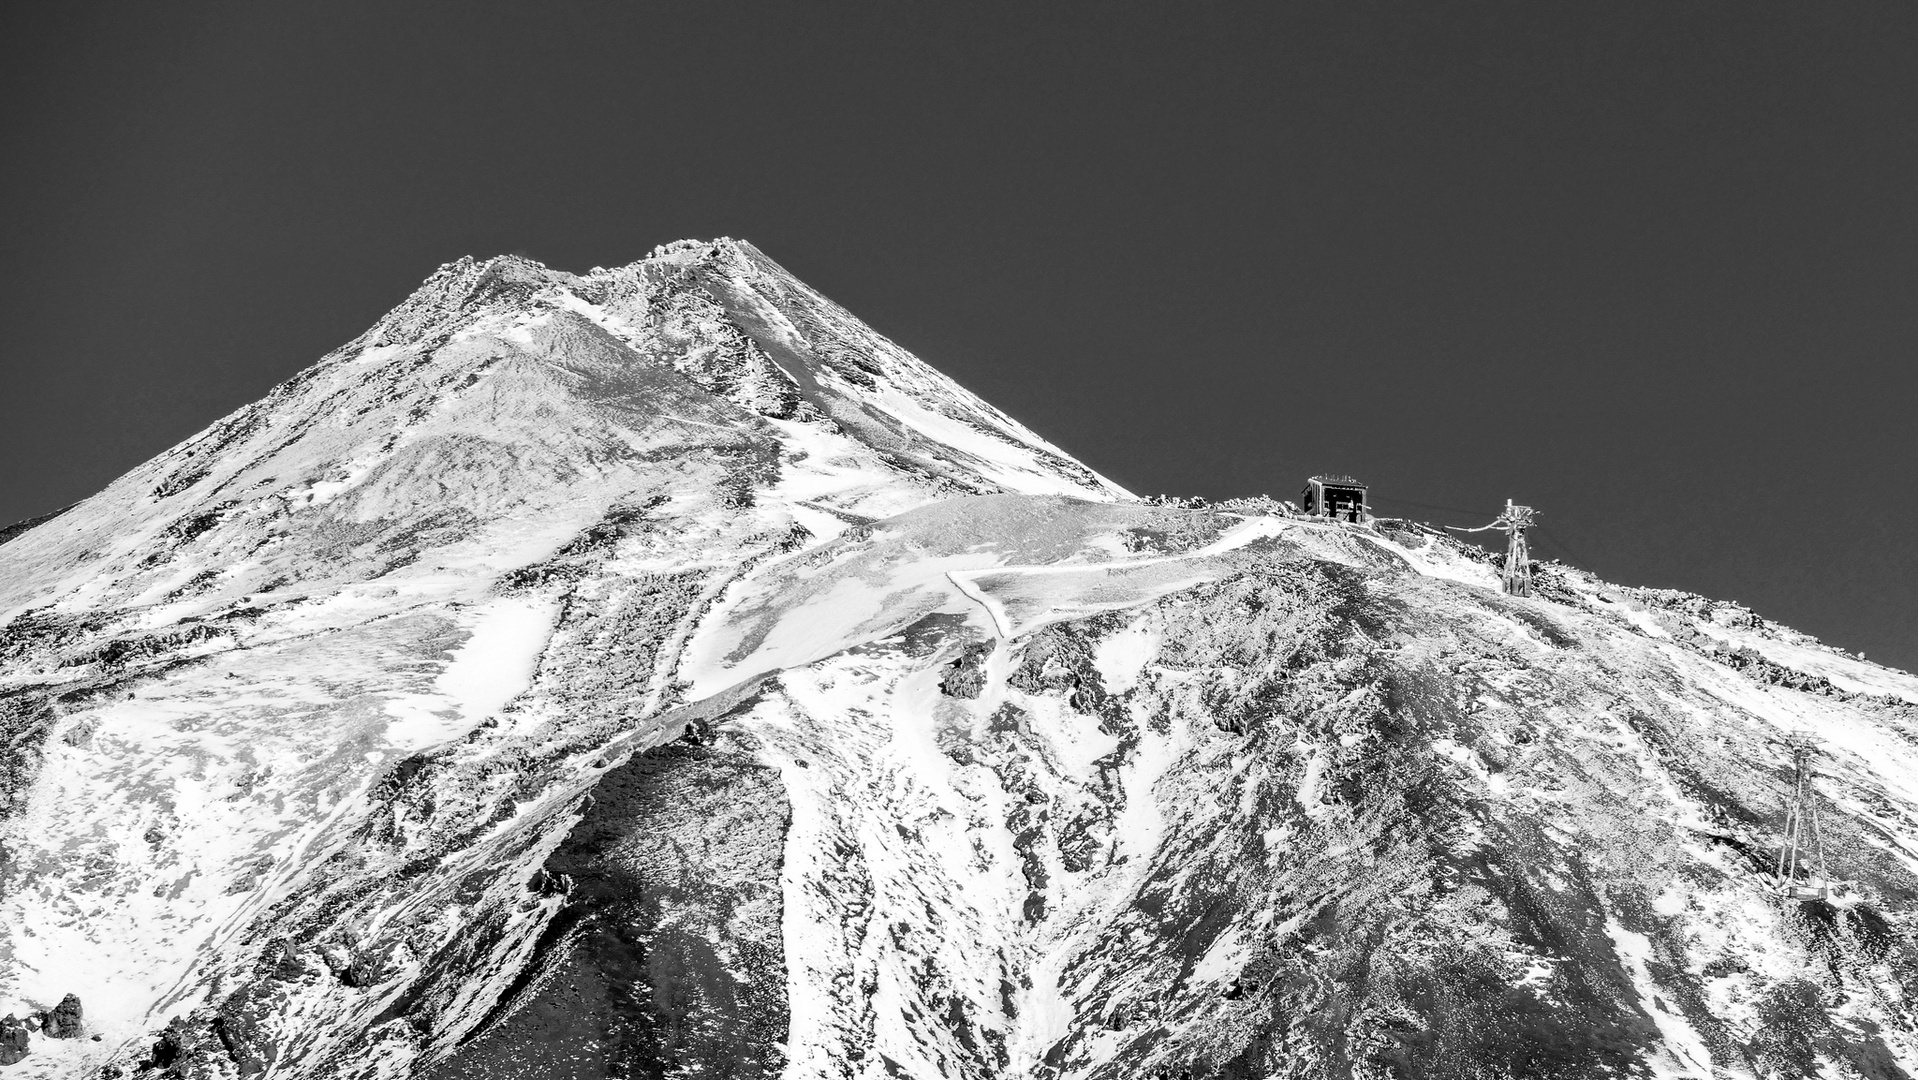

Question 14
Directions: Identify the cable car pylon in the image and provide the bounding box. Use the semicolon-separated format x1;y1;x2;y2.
1448;499;1538;597
1776;732;1830;901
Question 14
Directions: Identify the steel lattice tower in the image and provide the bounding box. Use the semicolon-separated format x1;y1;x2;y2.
1450;499;1538;597
1776;733;1829;899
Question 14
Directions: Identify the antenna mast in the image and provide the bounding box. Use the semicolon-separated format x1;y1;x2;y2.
1448;499;1538;597
1776;733;1829;899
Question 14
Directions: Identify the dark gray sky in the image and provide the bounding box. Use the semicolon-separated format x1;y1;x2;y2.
4;2;1915;669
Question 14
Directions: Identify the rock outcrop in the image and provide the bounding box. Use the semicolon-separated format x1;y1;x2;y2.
0;1015;27;1066
38;995;80;1040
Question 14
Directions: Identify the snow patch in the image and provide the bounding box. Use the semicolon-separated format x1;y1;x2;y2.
434;596;558;725
1189;924;1249;986
1607;917;1715;1078
1092;618;1157;694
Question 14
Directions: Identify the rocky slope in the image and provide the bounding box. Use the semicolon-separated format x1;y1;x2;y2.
4;240;1918;1079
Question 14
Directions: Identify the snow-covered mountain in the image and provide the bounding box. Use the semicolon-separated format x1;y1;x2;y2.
4;239;1918;1079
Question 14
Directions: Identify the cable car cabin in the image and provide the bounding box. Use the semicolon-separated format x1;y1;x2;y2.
1301;475;1369;523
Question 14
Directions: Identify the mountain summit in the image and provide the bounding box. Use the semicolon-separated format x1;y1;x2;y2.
4;241;1918;1079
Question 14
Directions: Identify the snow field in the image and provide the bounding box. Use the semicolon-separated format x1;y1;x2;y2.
0;595;561;1074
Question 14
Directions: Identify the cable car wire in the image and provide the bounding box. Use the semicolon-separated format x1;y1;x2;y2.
1367;495;1591;567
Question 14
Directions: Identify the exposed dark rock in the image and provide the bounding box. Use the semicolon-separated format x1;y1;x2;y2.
257;939;309;982
0;1014;28;1065
211;1006;274;1077
132;1014;234;1078
61;623;229;670
41;993;82;1038
939;642;992;698
142;1023;184;1071
340;945;397;989
423;736;791;1079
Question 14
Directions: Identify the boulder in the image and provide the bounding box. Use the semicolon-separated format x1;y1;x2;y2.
42;993;82;1038
142;1024;184;1071
0;1014;29;1065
